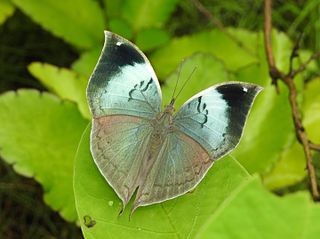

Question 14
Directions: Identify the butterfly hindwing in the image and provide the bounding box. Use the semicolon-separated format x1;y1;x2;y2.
174;82;262;159
87;31;162;119
91;115;153;206
132;130;213;210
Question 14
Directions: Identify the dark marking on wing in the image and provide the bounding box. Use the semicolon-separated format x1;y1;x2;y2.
142;78;153;92
127;79;153;102
107;36;144;67
216;83;260;140
195;96;209;128
88;34;145;90
197;96;202;113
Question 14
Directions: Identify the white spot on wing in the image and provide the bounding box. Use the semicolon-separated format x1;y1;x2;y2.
243;87;248;92
116;41;122;46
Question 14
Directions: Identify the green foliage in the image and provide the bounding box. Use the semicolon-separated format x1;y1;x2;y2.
150;29;258;79
71;48;101;78
1;1;320;237
109;19;133;40
303;78;320;143
197;177;320;239
28;62;90;119
75;126;320;239
0;0;15;24
74;125;250;239
0;90;88;221
121;0;179;32
11;0;104;49
263;141;305;190
136;28;170;51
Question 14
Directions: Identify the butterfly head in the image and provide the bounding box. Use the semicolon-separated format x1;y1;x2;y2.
163;98;175;115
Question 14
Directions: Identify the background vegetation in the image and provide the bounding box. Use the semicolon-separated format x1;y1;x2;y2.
0;0;319;238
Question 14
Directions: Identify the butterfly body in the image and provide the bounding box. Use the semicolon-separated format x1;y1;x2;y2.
87;31;262;214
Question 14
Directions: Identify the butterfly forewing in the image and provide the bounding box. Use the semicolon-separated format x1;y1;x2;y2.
87;31;162;119
174;82;262;159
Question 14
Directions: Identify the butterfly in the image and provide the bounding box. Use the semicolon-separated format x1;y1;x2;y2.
86;31;262;215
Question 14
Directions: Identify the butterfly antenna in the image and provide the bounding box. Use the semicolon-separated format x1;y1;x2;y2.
175;66;197;100
171;61;183;101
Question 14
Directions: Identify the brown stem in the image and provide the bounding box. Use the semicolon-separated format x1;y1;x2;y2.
291;51;320;77
309;142;320;152
264;0;320;200
191;0;256;56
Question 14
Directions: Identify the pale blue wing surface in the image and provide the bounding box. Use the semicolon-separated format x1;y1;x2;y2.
174;82;262;160
87;31;162;119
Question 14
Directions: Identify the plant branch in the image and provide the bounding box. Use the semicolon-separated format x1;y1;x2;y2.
264;0;320;200
191;0;256;56
291;51;320;77
309;142;320;152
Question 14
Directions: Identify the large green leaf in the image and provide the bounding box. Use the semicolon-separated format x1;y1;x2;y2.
197;177;320;239
121;0;179;32
150;29;258;79
74;125;250;239
28;62;90;119
0;0;15;24
161;53;229;109
0;90;88;221
12;0;104;49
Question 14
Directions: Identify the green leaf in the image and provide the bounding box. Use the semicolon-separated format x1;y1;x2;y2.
103;0;124;19
197;177;320;239
12;0;105;49
303;77;320;143
121;0;179;32
263;141;305;190
74;125;250;238
135;28;170;51
150;29;258;79
161;53;229;109
0;0;15;24
28;62;90;119
72;48;101;78
0;90;88;221
109;18;133;40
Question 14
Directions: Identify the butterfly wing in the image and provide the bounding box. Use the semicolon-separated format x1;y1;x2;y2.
91;115;153;207
87;31;162;119
87;31;162;209
174;82;262;159
133;130;212;210
132;82;261;210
